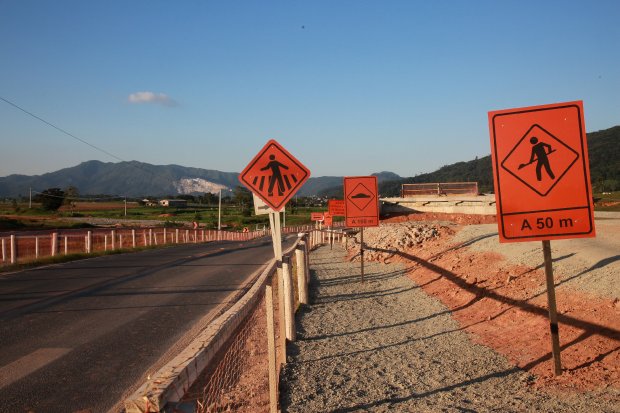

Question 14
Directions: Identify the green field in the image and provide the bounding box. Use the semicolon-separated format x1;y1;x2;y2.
0;201;336;231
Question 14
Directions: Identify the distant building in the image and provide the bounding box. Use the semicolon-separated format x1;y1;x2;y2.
143;199;158;207
159;199;188;208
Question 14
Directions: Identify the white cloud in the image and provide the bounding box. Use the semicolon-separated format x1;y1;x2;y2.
128;91;177;107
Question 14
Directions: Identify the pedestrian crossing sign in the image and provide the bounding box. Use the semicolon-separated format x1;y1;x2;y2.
488;101;595;242
239;139;310;211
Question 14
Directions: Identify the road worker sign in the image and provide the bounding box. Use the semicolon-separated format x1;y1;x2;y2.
488;101;595;242
344;176;379;227
239;139;310;211
328;199;345;217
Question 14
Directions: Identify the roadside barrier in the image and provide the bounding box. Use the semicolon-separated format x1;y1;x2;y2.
0;224;327;267
124;232;314;413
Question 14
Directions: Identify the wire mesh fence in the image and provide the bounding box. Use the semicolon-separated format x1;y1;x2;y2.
179;275;284;413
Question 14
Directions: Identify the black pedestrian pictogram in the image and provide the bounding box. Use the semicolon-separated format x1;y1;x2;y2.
260;154;290;196
239;139;310;211
518;136;556;181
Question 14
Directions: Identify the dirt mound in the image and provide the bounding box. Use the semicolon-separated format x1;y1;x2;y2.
347;222;446;262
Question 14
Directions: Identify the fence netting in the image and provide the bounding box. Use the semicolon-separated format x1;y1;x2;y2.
181;276;282;413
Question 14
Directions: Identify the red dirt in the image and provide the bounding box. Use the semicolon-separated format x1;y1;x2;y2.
392;215;619;393
383;211;497;225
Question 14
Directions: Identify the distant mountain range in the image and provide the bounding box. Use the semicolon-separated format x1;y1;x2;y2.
1;125;617;198
0;161;241;198
0;160;401;198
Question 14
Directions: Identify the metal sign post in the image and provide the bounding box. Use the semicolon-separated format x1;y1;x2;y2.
360;227;365;283
542;240;562;375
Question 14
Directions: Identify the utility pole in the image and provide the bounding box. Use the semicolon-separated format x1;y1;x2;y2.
218;189;222;231
29;187;32;209
124;197;127;217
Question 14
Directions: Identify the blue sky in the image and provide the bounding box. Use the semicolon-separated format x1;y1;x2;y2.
1;0;619;179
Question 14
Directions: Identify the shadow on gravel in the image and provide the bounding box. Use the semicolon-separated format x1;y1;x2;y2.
292;323;468;365
315;267;409;286
327;367;521;412
553;254;620;288
315;285;417;304
301;308;453;342
366;246;620;363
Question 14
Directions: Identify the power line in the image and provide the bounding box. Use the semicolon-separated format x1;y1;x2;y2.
0;95;155;177
0;95;128;163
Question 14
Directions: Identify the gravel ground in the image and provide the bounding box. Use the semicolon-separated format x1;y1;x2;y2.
281;245;618;412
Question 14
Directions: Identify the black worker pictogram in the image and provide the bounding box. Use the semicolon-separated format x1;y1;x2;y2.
518;136;556;181
501;124;579;197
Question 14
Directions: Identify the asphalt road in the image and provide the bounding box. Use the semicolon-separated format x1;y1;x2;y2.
0;234;295;413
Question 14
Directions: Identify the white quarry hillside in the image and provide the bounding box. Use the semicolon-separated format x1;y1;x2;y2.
173;178;230;194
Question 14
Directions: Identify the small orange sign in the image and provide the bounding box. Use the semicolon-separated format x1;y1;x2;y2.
239;139;310;211
344;176;379;227
323;212;333;227
328;199;345;217
488;101;595;242
310;212;324;222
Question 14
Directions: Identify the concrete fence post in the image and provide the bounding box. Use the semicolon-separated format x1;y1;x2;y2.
51;232;58;256
87;231;92;253
111;230;116;250
282;255;296;341
104;235;108;251
64;236;68;255
277;266;287;363
10;235;16;264
296;241;308;305
149;229;153;246
1;238;5;263
35;237;40;258
131;229;136;248
175;229;179;244
163;228;167;245
185;229;189;243
143;231;147;247
265;285;278;413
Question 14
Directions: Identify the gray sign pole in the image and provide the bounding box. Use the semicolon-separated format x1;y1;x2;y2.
542;240;562;375
360;227;364;283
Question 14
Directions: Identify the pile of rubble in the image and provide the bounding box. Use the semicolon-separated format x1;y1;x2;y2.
346;222;441;263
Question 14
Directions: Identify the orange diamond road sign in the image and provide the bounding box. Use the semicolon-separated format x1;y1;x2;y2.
344;176;379;227
488;100;595;242
239;139;310;211
328;199;345;217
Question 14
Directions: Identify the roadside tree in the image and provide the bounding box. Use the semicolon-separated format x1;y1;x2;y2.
37;188;65;211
